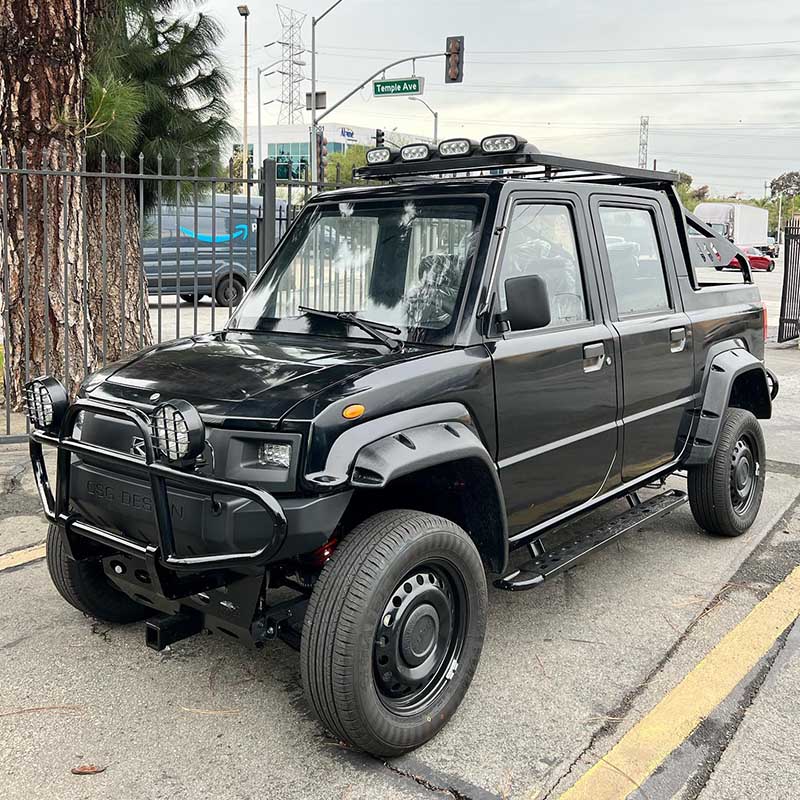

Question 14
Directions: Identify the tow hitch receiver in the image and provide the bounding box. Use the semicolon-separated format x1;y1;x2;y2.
145;611;204;651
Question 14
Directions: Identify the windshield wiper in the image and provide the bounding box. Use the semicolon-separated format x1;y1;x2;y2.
298;306;403;352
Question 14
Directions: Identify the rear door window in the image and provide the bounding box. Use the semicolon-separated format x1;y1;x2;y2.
598;207;671;317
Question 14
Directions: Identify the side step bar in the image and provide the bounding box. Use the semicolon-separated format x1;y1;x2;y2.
495;489;688;592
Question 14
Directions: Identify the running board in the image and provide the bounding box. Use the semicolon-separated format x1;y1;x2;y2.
495;489;688;592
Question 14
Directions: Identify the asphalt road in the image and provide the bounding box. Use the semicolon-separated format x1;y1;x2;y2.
1;344;799;800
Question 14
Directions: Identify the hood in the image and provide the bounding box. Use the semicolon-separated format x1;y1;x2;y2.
90;331;429;422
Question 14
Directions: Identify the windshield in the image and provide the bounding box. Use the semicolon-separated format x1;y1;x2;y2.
230;197;485;344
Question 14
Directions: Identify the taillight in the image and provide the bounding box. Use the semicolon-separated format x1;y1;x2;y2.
762;302;768;341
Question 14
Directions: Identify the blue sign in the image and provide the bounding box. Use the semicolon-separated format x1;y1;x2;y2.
340;127;355;139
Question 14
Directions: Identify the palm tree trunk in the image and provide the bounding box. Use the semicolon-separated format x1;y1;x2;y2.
0;0;90;406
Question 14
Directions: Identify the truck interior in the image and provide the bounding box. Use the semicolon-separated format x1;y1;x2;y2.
356;135;752;290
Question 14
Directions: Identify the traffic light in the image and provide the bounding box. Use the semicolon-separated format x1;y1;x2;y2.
445;36;464;83
315;128;329;184
375;129;385;148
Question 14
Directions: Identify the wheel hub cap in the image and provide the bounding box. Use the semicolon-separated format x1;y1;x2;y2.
373;567;463;713
730;436;759;513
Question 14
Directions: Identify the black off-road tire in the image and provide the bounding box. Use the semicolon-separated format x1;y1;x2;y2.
688;408;766;537
46;524;151;623
300;510;487;757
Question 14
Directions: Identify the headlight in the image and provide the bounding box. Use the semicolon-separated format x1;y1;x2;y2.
24;377;69;432
151;399;205;462
366;147;393;165
481;134;524;154
438;138;472;157
400;143;431;162
258;442;293;469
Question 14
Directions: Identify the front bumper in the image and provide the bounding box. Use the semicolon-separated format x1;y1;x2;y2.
31;397;288;598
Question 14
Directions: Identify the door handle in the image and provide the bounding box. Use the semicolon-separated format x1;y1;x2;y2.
670;326;687;353
583;342;606;373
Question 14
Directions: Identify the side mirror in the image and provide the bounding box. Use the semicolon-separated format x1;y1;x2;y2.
502;274;551;331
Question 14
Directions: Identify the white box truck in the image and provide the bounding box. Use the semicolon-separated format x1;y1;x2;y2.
694;202;769;248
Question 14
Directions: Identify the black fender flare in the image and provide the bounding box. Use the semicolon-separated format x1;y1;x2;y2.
684;348;772;465
304;403;509;572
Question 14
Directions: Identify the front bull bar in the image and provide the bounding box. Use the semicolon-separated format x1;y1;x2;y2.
30;398;288;593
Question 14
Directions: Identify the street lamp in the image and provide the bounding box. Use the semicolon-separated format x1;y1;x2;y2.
237;5;250;179
408;96;438;144
310;0;345;191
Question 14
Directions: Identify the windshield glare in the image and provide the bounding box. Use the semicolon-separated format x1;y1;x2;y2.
231;197;484;343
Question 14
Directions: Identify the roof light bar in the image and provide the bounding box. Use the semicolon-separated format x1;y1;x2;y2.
481;134;525;154
365;147;393;165
438;138;473;158
400;143;431;162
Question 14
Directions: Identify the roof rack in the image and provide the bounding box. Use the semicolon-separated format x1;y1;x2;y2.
354;142;678;188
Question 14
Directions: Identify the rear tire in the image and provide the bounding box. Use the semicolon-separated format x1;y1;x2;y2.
214;276;246;307
688;409;765;537
46;525;151;623
301;510;487;757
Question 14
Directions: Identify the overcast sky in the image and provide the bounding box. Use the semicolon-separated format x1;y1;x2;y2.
203;0;800;197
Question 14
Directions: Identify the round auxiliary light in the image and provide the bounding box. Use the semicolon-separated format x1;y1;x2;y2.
24;376;69;432
400;143;431;162
481;134;523;154
438;138;472;158
151;399;205;462
366;147;392;165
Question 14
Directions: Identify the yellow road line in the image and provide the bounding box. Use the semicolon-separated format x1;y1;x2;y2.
0;543;46;572
557;564;800;800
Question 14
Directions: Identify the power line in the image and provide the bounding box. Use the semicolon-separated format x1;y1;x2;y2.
317;38;800;55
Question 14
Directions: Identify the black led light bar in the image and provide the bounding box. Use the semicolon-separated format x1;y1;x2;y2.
356;134;678;187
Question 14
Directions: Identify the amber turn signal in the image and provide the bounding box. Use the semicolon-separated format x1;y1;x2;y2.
342;404;365;420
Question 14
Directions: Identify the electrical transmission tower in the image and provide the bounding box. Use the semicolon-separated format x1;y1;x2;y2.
276;5;307;125
638;115;650;169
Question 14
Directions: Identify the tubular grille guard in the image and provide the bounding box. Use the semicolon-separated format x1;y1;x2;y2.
29;397;288;573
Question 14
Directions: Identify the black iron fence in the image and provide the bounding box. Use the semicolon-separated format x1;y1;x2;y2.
0;152;352;440
778;221;800;343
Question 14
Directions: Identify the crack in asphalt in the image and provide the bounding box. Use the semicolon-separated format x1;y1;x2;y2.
540;493;800;799
679;624;794;800
382;760;471;799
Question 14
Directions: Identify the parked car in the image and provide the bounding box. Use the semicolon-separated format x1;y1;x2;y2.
25;135;778;758
143;196;288;306
761;236;780;258
728;245;775;272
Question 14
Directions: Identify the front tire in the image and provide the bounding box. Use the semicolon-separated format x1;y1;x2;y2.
301;510;487;757
46;525;151;623
688;408;766;537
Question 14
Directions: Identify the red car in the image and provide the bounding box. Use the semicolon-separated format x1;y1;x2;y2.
728;245;775;272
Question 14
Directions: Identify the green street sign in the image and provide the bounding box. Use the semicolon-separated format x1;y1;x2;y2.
372;77;424;97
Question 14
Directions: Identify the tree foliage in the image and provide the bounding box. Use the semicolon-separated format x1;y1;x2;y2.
770;171;800;197
85;0;234;206
325;144;369;184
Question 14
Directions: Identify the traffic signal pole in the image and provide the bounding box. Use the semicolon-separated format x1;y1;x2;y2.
310;37;462;195
310;0;345;194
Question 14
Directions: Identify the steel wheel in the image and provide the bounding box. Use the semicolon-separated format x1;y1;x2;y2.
730;433;760;516
373;562;467;716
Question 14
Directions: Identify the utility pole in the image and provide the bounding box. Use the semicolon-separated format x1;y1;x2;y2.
638;116;649;169
777;192;784;244
310;0;345;194
238;5;250;179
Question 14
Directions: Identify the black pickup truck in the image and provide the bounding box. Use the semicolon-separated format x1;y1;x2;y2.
25;136;778;757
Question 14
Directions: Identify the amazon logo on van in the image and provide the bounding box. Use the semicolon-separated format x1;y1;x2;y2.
179;224;249;243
